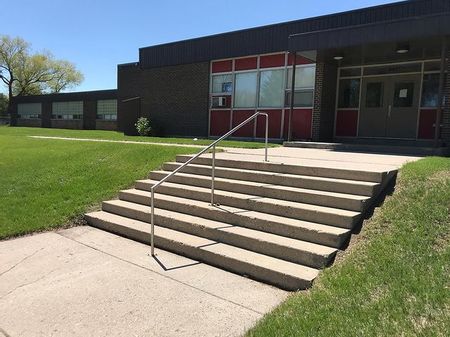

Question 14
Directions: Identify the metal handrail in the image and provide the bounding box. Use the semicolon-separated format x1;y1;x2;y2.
150;111;269;256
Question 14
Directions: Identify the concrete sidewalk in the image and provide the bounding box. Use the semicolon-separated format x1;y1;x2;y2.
0;227;287;337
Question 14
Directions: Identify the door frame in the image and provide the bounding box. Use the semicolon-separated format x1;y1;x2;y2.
334;59;441;140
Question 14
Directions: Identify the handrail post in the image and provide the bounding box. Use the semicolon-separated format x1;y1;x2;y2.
150;187;155;256
264;113;268;162
211;144;216;205
149;110;270;258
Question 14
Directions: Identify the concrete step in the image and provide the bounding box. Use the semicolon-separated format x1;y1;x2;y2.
162;162;379;197
115;191;350;248
86;211;320;290
115;189;350;248
120;184;360;229
176;154;388;183
128;181;361;228
101;199;337;268
145;171;370;212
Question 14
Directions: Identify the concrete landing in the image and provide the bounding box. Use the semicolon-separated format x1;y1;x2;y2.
208;146;421;172
0;227;287;337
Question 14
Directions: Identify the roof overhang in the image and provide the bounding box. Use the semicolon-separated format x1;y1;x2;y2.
288;13;450;52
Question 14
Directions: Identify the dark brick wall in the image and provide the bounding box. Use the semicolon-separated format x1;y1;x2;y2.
441;49;450;145
41;102;52;128
83;100;97;130
118;62;210;137
312;57;338;141
16;119;41;127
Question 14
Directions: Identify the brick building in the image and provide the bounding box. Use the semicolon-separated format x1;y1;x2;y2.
11;0;450;148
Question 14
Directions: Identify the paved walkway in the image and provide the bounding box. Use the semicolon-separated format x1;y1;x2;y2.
0;227;287;337
28;136;210;148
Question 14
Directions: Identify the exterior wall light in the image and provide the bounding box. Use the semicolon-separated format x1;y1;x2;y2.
333;56;344;60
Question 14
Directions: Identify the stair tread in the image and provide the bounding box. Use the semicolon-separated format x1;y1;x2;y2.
87;210;320;281
174;157;385;184
140;172;371;201
117;189;350;236
131;181;361;218
103;199;337;256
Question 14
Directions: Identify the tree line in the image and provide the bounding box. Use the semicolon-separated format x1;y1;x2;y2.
0;35;83;115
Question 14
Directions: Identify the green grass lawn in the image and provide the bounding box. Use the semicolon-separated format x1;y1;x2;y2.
0;126;198;239
247;157;450;337
2;126;279;149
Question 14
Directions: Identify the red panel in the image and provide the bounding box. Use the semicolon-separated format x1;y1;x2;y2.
283;109;312;139
210;110;231;136
287;54;314;65
212;60;232;73
232;110;255;137
255;110;282;138
260;54;285;68
335;110;358;137
235;57;257;71
418;109;437;139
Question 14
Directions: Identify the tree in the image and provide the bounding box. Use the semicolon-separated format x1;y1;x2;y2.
0;35;84;114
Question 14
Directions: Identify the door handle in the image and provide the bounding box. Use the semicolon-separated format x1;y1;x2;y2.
388;105;392;118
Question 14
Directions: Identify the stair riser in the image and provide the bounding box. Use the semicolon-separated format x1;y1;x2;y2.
146;172;366;212
117;192;348;248
102;201;334;269
86;214;312;290
176;155;385;183
123;186;358;229
162;163;377;197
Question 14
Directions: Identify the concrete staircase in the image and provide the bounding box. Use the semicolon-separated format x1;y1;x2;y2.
86;154;396;290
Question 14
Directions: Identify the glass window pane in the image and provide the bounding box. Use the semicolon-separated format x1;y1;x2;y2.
234;72;257;108
338;79;360;108
287;65;316;89
365;82;383;108
393;82;414;108
17;103;41;119
421;73;440;107
212;74;233;94
52;101;83;119
259;69;284;107
285;90;314;107
97;99;117;120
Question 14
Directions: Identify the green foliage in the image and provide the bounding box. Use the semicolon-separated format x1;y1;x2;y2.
0;35;83;99
135;117;152;136
246;157;450;337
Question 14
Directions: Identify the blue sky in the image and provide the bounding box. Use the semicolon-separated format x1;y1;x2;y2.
3;0;401;92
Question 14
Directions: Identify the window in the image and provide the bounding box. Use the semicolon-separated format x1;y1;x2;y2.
287;65;316;89
338;79;361;108
365;82;383;108
52;101;83;120
212;74;233;94
421;73;440;107
393;82;414;108
97;99;117;120
259;69;284;107
285;65;315;107
234;72;257;108
17;103;41;119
